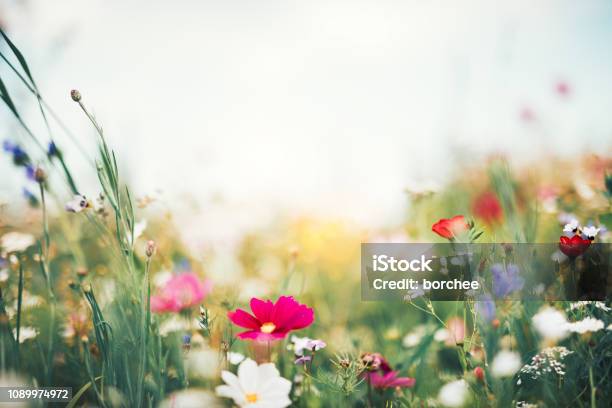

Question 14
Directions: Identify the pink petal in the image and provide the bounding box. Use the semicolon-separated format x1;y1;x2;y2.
228;309;261;329
389;376;416;388
151;295;180;313
250;298;274;322
236;330;288;341
271;296;314;331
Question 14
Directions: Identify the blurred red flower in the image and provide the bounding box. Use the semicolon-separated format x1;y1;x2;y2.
472;191;503;225
432;215;469;239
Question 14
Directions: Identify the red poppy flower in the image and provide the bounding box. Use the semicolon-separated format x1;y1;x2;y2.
559;235;591;258
228;296;314;341
472;191;503;225
432;215;469;239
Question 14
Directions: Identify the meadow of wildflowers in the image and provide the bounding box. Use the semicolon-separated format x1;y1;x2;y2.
0;29;611;408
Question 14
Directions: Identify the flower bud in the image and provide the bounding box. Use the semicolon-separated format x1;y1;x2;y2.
34;167;46;183
145;240;156;258
473;366;485;382
70;89;82;102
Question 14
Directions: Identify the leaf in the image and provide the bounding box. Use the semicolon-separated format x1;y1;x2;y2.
0;75;19;116
0;27;36;87
66;377;102;408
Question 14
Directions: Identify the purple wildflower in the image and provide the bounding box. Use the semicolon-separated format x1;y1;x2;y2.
294;355;312;365
475;294;496;322
3;140;30;166
491;263;524;298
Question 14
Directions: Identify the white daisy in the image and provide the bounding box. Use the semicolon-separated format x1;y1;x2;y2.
491;350;521;378
566;317;605;334
13;326;38;343
532;306;569;341
216;358;291;408
437;379;470;407
0;232;35;253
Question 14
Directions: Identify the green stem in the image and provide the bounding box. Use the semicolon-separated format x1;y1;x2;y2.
136;257;152;407
16;260;24;366
589;365;596;408
38;184;56;384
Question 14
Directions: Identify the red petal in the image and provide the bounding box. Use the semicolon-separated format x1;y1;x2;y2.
227;309;260;329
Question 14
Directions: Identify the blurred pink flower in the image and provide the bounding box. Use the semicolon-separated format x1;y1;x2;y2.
555;81;571;97
228;296;314;341
151;272;211;313
520;107;536;123
445;317;466;346
366;371;415;389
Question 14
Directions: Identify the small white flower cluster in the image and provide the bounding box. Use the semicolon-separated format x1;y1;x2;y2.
518;347;572;383
566;301;611;313
566;317;605;334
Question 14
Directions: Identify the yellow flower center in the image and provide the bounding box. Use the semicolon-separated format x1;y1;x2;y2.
260;322;276;334
245;393;259;403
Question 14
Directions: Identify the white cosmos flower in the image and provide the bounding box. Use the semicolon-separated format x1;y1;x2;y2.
216;358;291;408
582;226;600;239
437;379;470;407
13;326;38;343
0;232;35;253
566;317;605;334
563;220;580;233
532;306;569;341
491;350;521;378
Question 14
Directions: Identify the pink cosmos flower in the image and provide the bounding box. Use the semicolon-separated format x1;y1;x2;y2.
151;272;212;313
228;296;314;341
366;371;416;389
361;352;415;390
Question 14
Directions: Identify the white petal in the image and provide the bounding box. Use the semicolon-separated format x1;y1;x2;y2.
237;358;259;393
221;370;242;390
215;385;245;406
255;395;292;408
259;377;292;397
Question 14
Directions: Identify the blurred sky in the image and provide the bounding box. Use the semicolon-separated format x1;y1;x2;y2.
1;0;612;244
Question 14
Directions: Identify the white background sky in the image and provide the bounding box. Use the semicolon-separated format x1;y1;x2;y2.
1;0;612;244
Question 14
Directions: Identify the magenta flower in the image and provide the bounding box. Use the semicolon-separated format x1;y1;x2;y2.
151;272;212;313
366;371;416;389
361;352;415;390
228;296;314;341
